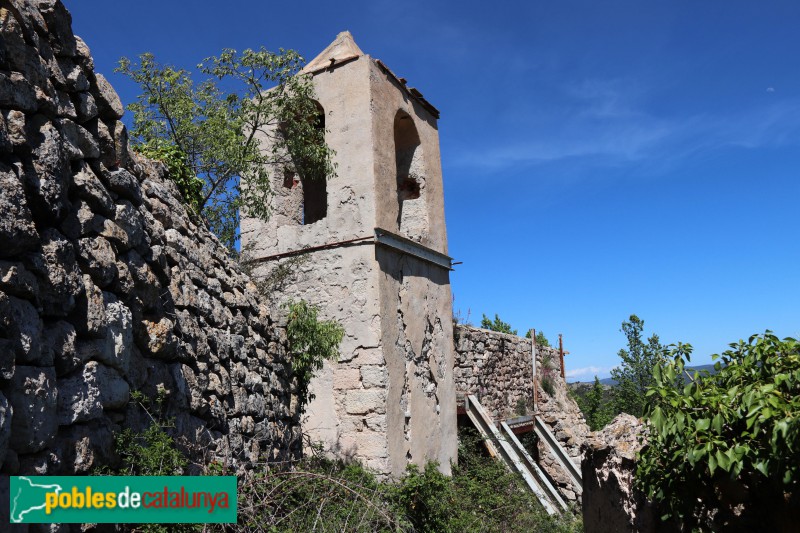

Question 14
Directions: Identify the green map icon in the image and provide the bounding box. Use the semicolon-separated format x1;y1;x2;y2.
10;476;63;523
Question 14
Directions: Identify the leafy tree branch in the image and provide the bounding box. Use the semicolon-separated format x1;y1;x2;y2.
117;48;335;251
285;300;345;415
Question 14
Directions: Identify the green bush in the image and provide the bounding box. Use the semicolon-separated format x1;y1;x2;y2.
480;313;517;335
98;390;198;533
136;139;204;214
637;332;799;528
285;299;345;415
526;329;551;347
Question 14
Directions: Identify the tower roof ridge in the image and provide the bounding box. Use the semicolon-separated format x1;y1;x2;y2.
301;30;364;74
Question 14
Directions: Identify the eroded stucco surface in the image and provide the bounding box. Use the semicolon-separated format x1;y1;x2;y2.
242;41;456;476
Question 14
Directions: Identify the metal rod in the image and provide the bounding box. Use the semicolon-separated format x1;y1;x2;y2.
242;235;374;264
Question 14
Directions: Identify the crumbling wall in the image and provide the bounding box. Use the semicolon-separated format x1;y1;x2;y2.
0;0;299;476
581;414;660;533
454;324;590;503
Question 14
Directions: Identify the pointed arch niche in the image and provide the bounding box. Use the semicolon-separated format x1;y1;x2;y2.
394;111;428;241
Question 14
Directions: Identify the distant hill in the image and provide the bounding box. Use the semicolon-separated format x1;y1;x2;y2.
569;363;723;409
573;364;720;388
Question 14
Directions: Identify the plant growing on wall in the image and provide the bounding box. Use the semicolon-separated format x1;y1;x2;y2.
136;139;204;213
480;313;517;335
285;300;345;415
117;48;336;251
99;389;187;477
525;329;551;347
540;352;557;397
636;332;799;528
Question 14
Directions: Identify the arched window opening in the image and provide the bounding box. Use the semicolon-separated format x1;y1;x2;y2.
299;102;327;225
394;111;428;240
279;101;328;226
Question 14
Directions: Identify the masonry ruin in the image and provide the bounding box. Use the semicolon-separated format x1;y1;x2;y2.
1;2;592;519
242;31;457;477
0;0;300;479
242;31;591;504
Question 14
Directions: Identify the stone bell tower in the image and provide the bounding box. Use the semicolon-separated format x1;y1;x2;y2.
241;31;456;477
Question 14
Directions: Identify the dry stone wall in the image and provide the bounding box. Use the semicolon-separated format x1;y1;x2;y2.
454;324;591;503
0;0;299;476
454;326;534;420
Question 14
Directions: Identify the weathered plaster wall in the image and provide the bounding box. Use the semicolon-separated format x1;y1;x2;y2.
454;325;590;502
377;248;456;477
369;55;455;477
242;39;457;477
0;0;299;477
243;54;389;473
249;244;385;472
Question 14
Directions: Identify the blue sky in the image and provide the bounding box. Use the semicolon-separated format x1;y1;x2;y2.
65;1;800;381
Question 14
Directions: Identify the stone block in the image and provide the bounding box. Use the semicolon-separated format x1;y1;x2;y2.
77;236;117;288
360;365;386;388
354;430;388;458
345;389;385;415
0;163;38;258
92;74;124;120
57;361;129;425
106;168;142;205
0;260;39;300
4;365;57;454
353;347;384;365
333;367;361;390
3;294;43;364
42;320;76;376
364;413;386;432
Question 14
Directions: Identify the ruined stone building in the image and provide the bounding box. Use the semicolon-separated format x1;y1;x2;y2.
242;31;458;477
241;32;590;505
0;1;589;514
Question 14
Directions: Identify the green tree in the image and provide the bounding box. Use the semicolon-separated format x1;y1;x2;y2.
480;313;517;335
525;329;551;347
575;376;614;431
117;48;335;251
610;314;667;417
637;333;799;529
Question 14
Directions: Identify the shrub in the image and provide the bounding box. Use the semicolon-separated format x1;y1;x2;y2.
225;427;581;532
285;299;345;415
637;332;799;529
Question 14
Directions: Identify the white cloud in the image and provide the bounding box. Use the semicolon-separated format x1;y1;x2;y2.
565;366;613;380
449;79;800;175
